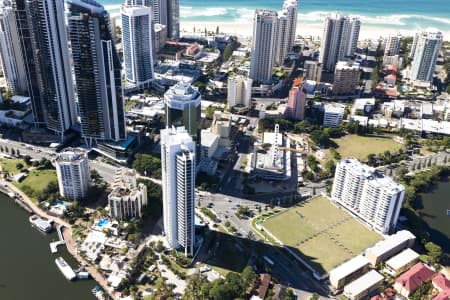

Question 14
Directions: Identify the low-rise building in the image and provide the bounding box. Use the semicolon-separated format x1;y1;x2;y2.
198;130;220;175
384;248;420;277
343;270;384;300
352;98;375;115
394;263;435;298
251;124;291;181
432;273;450;300
323;103;346;128
211;111;232;147
330;255;371;290
365;230;415;267
109;168;148;220
108;184;148;221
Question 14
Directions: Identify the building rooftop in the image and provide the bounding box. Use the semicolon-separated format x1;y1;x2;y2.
325;103;346;115
385;248;419;271
201;130;219;148
330;255;370;281
57;147;88;162
366;230;415;258
161;126;194;149
395;263;435;293
433;273;450;292
336;61;360;71
344;270;384;297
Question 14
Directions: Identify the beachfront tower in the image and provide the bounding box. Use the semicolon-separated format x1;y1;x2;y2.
250;9;278;83
319;13;360;71
56;148;90;201
121;5;155;87
67;0;126;146
275;0;298;65
161;127;195;256
11;0;77;138
410;29;442;83
0;2;28;94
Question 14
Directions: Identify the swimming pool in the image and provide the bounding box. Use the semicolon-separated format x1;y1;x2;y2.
96;218;109;229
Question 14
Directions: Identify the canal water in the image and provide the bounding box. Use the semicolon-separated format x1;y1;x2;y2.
419;179;450;253
0;193;95;300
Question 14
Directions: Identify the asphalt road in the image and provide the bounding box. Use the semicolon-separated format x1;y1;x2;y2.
200;191;331;297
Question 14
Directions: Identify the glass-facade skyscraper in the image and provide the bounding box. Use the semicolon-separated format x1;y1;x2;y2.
12;0;77;137
121;5;155;87
67;0;126;145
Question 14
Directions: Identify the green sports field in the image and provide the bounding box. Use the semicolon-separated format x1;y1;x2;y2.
262;196;382;275
332;135;403;161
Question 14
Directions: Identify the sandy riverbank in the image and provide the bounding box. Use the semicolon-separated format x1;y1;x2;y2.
181;21;450;41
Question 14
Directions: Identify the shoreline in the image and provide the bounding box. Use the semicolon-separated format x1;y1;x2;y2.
1;183;119;299
180;21;450;41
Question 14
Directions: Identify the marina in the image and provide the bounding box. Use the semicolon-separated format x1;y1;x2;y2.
0;193;94;299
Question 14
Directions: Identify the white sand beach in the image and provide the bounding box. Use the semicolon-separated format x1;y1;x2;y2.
181;21;450;41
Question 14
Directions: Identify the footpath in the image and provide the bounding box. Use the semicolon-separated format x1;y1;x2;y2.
5;182;120;299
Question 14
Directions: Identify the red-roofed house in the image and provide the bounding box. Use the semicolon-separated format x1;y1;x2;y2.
433;273;450;300
394;263;436;297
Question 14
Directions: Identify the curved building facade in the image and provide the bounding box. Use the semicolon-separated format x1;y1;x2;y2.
164;83;201;140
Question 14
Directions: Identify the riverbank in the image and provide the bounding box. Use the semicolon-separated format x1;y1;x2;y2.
1;182;120;299
400;165;450;257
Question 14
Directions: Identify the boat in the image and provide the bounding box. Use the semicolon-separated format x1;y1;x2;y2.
92;286;106;300
55;257;77;280
29;215;52;233
77;271;90;279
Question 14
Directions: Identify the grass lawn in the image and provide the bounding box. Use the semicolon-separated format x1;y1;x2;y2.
13;169;57;202
332;135;403;161
261;196;382;275
207;231;249;274
0;158;26;175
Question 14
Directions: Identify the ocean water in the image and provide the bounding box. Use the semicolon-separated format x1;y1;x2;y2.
101;0;450;32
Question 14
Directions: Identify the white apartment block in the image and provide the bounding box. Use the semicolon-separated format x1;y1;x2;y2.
250;10;278;83
227;75;253;108
108;184;147;221
331;158;405;234
323;103;346;128
56;148;90;200
275;0;298;65
109;168;148;221
320;13;360;71
410;29;442;83
161;127;195;255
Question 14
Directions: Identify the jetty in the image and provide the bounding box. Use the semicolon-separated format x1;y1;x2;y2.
50;224;66;253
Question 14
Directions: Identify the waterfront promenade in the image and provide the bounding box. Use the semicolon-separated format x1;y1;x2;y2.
4;182;120;299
